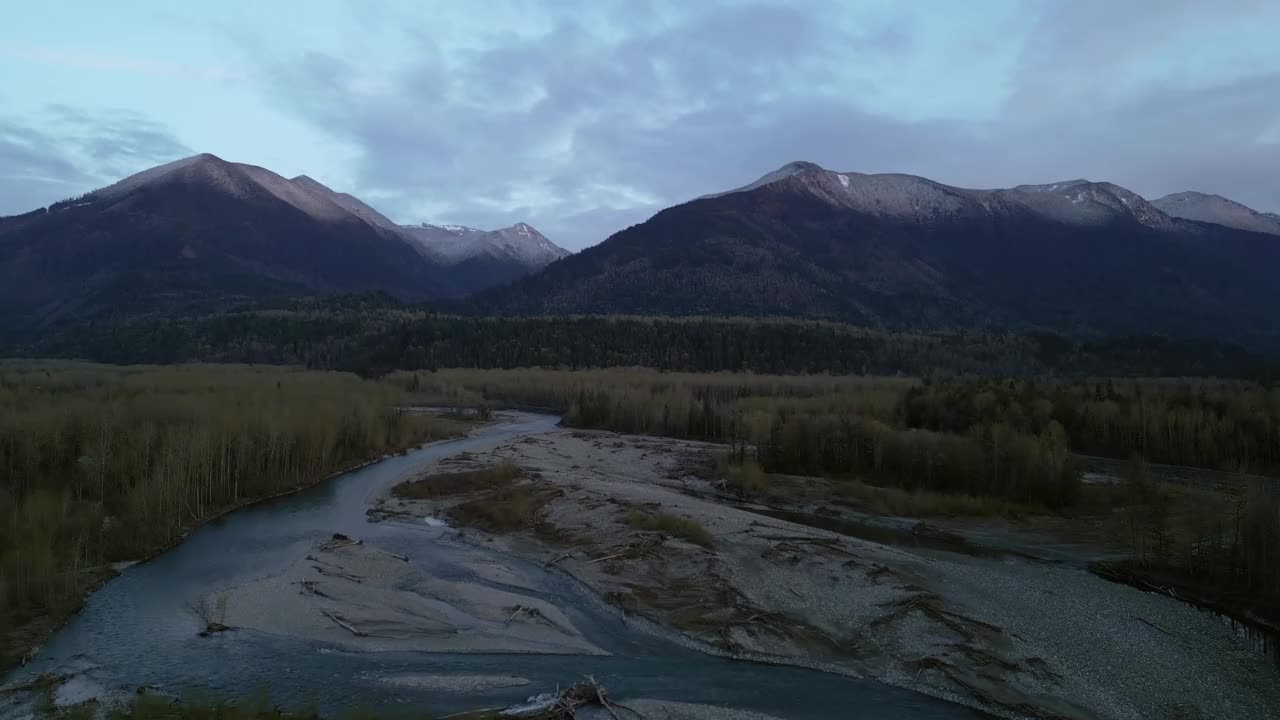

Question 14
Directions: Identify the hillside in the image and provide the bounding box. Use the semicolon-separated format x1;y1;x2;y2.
0;154;567;341
470;162;1280;347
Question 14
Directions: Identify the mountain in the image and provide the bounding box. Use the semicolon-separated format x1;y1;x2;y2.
401;221;569;293
1151;191;1280;236
0;154;564;340
471;161;1280;347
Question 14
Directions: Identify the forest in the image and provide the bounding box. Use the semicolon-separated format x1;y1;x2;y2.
0;362;465;670
901;377;1280;475
14;295;1278;380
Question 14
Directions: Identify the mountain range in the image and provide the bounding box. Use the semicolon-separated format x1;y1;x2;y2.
471;161;1280;347
4;154;1279;350
0;153;567;339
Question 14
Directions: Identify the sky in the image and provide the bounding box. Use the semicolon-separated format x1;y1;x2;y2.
2;1;1278;250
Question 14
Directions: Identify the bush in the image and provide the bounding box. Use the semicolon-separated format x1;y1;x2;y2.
626;510;715;548
448;487;551;533
392;463;523;499
719;457;767;495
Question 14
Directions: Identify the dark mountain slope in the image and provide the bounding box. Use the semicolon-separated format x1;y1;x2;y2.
471;162;1280;346
0;154;454;339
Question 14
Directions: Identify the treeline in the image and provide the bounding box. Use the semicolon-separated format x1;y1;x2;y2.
398;369;1081;508
0;361;461;668
902;378;1280;475
18;295;1280;379
405;368;1277;608
1117;458;1279;613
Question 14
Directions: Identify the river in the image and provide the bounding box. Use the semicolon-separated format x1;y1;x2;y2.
5;413;985;719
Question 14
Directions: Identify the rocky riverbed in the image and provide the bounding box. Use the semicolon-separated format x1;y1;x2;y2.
375;428;1280;720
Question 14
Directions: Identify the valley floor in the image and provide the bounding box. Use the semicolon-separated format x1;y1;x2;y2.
365;427;1280;720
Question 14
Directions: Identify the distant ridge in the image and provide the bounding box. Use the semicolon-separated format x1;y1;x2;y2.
1151;191;1280;236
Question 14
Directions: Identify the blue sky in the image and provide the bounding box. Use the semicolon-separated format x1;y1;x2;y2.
2;0;1278;249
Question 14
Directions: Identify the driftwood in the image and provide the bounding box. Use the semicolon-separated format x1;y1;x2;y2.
544;551;574;567
504;605;565;632
866;564;894;582
321;609;366;637
486;676;647;720
586;536;665;565
187;598;234;637
586;552;628;565
1134;616;1178;639
372;548;410;562
297;580;332;599
318;533;363;551
759;534;860;558
870;593;1002;642
313;566;364;583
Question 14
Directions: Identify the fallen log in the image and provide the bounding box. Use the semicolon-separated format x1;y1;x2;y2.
321;609;366;637
313;566;364;583
371;548;410;562
586;552;628;565
544;551;574;567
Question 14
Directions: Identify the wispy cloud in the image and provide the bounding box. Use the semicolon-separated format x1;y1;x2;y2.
0;106;190;214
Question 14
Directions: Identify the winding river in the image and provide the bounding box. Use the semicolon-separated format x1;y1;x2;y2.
7;413;985;719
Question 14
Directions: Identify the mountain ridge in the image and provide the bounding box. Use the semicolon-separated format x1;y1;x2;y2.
468;160;1280;348
0;153;569;339
1151;191;1280;236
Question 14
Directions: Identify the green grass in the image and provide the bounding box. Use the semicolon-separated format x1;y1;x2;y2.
392;463;523;499
625;510;715;548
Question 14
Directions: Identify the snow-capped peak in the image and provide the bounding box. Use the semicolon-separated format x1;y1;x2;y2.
398;220;569;268
1152;191;1280;236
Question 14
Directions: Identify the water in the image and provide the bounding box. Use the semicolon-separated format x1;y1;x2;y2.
7;414;985;719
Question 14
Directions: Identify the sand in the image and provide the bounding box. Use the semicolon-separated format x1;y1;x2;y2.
214;537;606;656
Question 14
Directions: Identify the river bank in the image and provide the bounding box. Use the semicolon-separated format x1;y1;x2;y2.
7;412;989;720
377;427;1280;720
0;423;476;678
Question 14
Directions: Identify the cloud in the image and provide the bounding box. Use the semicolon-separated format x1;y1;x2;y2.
238;0;1280;249
250;2;906;246
0;106;190;214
